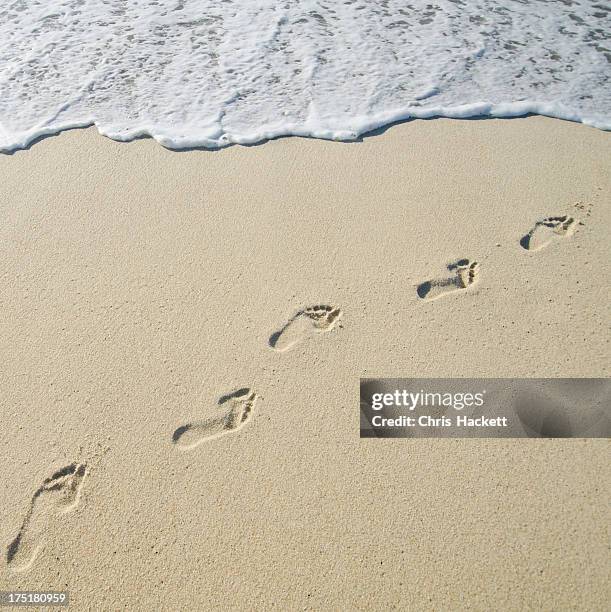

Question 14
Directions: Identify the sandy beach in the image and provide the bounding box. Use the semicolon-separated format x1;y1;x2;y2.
0;116;609;610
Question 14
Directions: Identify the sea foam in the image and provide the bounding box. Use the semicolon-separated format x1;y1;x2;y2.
0;0;609;152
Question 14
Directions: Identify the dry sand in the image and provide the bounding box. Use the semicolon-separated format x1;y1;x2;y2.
0;116;609;610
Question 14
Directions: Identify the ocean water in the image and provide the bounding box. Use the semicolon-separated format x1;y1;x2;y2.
0;0;609;151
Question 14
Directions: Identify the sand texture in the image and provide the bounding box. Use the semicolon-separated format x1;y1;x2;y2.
0;117;609;610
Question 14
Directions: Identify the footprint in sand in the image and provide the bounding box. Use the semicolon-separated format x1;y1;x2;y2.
173;388;258;449
269;305;342;352
417;259;480;301
520;215;577;251
6;463;87;572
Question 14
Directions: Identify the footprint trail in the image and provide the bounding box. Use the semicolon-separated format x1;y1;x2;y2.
7;463;87;572
270;305;342;352
173;388;258;449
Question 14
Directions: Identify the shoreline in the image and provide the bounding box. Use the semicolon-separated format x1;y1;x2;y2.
3;107;610;155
